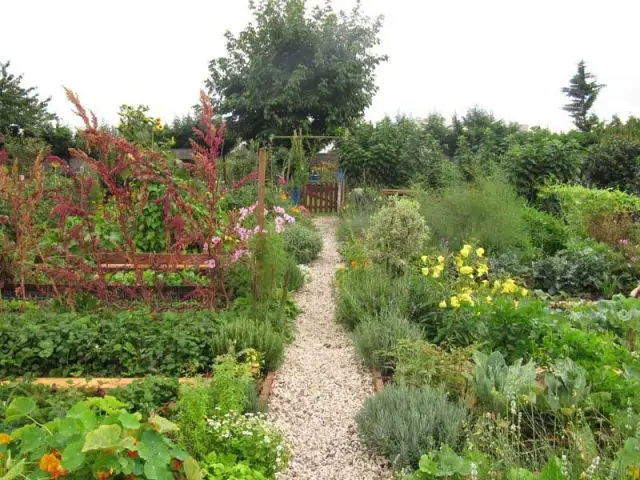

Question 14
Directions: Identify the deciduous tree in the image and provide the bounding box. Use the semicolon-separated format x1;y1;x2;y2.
0;60;56;135
207;0;386;143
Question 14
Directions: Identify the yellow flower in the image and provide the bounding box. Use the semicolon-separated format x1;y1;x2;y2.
437;255;445;264
432;264;443;278
481;279;489;287
421;255;428;264
493;280;502;292
513;300;520;309
438;300;447;308
455;256;464;268
450;296;461;309
520;288;529;297
476;263;489;276
280;192;289;200
501;278;518;294
0;433;11;444
421;267;430;276
485;296;493;304
460;245;472;258
476;247;485;257
460;292;474;306
459;265;473;276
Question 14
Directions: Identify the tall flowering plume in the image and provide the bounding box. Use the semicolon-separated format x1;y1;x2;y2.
190;90;225;194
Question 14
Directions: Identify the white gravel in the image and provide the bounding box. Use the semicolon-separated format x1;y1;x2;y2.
268;216;391;480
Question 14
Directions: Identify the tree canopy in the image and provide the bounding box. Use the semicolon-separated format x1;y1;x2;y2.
0;60;56;136
206;0;386;143
562;60;605;132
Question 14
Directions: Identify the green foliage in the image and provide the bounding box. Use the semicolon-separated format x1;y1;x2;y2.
284;257;305;291
471;351;538;413
207;0;386;143
164;114;199;149
562;60;605;132
538;184;640;235
337;117;457;188
476;298;556;363
200;452;267;479
0;60;56;136
211;316;285;372
39;123;77;159
352;307;423;370
367;198;429;272
407;445;471;479
0;306;281;377
176;354;256;459
134;183;169;252
281;223;322;264
337;187;385;242
583;138;640;194
569;295;640;350
1;395;198;480
538;320;640;414
521;207;570;256
202;411;288;477
111;377;181;417
384;339;473;395
543;358;591;417
0;382;89;431
176;379;213;459
4;136;49;172
336;265;411;330
532;239;627;296
417;176;530;255
357;385;468;469
289;131;308;188
502;129;583;200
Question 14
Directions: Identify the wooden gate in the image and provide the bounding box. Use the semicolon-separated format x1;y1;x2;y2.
302;183;343;213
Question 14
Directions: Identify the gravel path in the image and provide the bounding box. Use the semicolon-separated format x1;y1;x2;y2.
268;216;390;480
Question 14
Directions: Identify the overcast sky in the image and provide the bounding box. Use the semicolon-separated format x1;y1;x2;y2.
2;0;639;131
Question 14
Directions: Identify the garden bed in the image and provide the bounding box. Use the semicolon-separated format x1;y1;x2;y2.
1;371;277;400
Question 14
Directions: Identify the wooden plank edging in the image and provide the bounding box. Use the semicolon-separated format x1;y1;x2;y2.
2;373;277;401
372;370;384;393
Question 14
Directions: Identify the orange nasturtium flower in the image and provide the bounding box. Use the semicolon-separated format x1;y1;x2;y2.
0;433;11;444
96;470;113;480
39;451;69;479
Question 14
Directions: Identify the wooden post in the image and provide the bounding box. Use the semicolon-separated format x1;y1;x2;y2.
257;148;267;232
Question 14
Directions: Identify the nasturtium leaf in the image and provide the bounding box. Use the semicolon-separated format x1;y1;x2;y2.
10;425;48;456
82;424;122;452
62;440;85;471
5;397;36;422
148;414;178;433
118;412;141;430
184;456;203;480
57;417;84;438
143;459;173;480
118;455;135;475
138;430;170;464
0;458;25;480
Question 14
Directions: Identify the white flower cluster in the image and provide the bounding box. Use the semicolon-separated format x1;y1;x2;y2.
297;264;312;283
206;411;287;467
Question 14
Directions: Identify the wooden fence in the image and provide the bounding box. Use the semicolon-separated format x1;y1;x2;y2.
301;182;346;213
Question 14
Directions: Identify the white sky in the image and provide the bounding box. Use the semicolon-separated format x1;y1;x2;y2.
2;0;639;131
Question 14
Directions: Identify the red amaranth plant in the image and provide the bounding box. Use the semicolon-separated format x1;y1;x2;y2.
1;89;256;308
